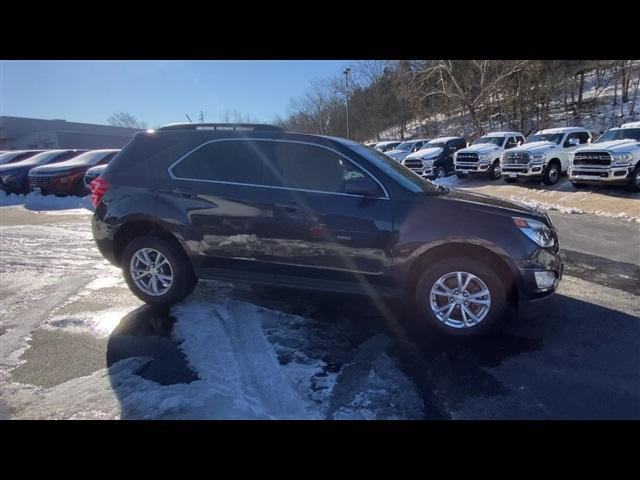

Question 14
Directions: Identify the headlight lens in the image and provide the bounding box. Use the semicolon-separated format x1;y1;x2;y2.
422;158;434;166
612;153;633;166
3;176;16;184
530;153;546;164
513;217;555;248
479;153;492;162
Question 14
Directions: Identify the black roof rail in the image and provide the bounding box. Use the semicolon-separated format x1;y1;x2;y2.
157;123;284;132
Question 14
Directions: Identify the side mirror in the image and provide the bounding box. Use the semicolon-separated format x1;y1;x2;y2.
517;140;523;146
587;137;592;144
344;176;380;197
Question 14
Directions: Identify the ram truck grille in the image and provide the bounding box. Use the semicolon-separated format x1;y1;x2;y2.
456;152;479;163
504;151;530;164
572;152;612;167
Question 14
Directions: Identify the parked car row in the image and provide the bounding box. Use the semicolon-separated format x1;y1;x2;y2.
368;122;640;192
0;149;118;196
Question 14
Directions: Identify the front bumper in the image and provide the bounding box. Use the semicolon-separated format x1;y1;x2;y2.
501;163;545;178
515;247;563;301
454;162;492;174
569;165;632;184
28;172;84;194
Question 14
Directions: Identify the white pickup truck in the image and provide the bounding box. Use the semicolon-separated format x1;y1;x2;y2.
501;127;592;185
569;121;640;192
454;131;526;180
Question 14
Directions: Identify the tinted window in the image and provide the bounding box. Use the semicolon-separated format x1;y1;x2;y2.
565;132;590;147
172;140;269;185
98;152;117;165
270;142;380;195
596;128;640;143
505;137;517;149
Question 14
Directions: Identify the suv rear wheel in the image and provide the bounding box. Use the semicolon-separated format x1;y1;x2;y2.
414;257;509;336
121;235;197;306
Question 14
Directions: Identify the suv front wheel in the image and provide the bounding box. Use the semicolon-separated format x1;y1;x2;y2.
121;235;197;306
415;257;509;336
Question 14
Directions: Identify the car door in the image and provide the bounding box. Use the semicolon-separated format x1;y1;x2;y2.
262;140;394;286
166;138;275;272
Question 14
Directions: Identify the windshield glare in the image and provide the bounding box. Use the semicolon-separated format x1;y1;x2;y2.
596;128;640;143
473;136;503;146
527;133;564;145
423;142;445;150
349;144;440;194
395;142;415;151
20;151;64;165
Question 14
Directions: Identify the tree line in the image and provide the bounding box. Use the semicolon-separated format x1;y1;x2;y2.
275;60;640;142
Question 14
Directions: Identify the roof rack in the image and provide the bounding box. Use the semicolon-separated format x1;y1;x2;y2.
157;123;284;132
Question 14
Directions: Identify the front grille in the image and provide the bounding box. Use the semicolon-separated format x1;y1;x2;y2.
572;151;611;167
572;170;608;177
502;166;529;173
29;175;54;187
456;165;478;171
456;152;479;163
403;159;423;171
504;151;530;164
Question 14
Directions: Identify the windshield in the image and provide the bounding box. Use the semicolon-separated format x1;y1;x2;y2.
395;141;416;151
59;150;110;166
473;136;504;146
18;151;66;166
348;144;444;194
527;133;564;145
423;141;446;150
596;128;640;143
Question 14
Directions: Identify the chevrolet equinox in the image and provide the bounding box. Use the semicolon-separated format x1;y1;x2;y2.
91;123;563;335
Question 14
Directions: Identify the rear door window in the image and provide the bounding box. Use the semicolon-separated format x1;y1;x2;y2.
171;139;270;185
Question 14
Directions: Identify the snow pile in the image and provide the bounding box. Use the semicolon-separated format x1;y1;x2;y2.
3;288;423;419
0;191;93;213
510;196;640;223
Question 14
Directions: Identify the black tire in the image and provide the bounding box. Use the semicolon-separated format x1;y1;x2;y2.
628;166;640;193
414;257;509;336
571;181;588;189
504;176;518;183
542;161;560;185
121;235;197;306
434;165;446;178
488;160;501;180
456;172;468;179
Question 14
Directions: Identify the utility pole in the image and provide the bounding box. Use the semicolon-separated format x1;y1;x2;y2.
343;68;351;139
199;110;204;123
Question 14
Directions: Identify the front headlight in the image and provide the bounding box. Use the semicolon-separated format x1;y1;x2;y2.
2;176;17;185
513;217;555;248
612;153;633;166
422;158;434;166
479;153;492;162
530;153;546;164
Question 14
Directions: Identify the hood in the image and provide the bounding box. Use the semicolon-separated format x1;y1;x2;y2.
29;160;89;175
509;141;557;153
457;144;502;154
437;188;546;219
577;139;639;153
0;162;34;177
406;146;443;160
86;164;108;175
386;149;409;160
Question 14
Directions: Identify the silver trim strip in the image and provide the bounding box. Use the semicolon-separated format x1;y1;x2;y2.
167;138;390;200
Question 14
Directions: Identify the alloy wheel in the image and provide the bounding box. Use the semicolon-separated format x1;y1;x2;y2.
129;248;174;296
429;271;491;329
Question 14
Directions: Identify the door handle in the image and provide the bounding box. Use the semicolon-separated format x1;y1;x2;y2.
275;201;301;213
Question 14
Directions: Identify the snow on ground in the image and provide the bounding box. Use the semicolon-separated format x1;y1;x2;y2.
0;191;93;214
430;175;640;223
0;209;423;419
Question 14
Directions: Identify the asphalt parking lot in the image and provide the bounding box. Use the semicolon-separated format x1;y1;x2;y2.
0;193;638;419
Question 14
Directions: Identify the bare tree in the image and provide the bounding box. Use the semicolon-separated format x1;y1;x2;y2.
107;112;147;129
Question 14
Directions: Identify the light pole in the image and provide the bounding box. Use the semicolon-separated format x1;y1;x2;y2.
343;68;351;139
